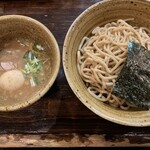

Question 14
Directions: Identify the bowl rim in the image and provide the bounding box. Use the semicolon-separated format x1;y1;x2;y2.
63;0;150;127
0;15;60;111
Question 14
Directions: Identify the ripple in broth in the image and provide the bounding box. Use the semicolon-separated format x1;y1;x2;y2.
0;38;51;106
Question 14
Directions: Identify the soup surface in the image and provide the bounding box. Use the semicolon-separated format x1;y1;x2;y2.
0;38;51;106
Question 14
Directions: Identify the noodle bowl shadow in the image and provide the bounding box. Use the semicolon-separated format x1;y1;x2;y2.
63;0;150;126
0;15;60;111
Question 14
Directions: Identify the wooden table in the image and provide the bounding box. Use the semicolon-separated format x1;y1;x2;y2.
0;0;149;147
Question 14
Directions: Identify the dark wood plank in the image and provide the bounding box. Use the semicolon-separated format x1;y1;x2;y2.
0;0;149;147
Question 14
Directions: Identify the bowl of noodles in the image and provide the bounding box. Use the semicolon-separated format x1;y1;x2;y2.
63;0;150;126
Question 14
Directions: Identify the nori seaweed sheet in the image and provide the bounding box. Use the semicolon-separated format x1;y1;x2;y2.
112;41;150;109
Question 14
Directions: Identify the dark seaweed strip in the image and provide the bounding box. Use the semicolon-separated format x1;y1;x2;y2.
112;41;150;109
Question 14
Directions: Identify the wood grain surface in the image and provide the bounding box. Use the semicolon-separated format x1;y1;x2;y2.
0;0;149;147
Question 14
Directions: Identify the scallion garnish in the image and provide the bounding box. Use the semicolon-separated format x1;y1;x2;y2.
23;42;44;86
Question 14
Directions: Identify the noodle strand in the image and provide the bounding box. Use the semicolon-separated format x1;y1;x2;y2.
77;19;150;110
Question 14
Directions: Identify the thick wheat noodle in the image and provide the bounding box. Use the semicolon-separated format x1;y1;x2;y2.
77;19;150;110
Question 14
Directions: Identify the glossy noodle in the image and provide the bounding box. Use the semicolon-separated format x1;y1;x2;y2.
77;19;150;110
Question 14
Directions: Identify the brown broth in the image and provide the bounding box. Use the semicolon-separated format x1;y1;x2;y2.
0;38;51;106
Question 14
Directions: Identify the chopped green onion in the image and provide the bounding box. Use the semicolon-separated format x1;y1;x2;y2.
33;74;39;85
23;51;30;59
30;76;36;87
23;41;45;87
36;45;44;51
32;42;44;52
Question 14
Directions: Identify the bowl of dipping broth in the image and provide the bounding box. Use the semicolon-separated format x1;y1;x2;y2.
63;0;150;126
0;15;60;111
